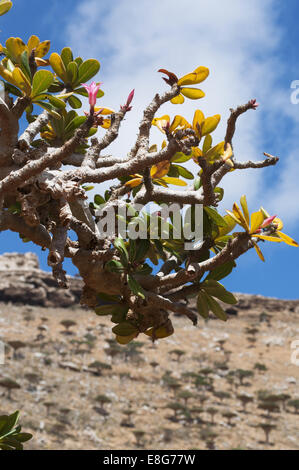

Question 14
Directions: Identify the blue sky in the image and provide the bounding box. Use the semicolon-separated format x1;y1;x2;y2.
1;0;299;299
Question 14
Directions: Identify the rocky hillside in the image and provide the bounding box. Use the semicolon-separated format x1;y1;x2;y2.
0;253;82;307
0;253;298;450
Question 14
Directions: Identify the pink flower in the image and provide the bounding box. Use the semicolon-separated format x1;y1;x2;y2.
81;81;102;111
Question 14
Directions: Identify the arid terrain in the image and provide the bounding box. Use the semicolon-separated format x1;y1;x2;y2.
0;254;298;450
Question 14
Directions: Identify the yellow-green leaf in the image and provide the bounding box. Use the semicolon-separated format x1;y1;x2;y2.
49;52;68;83
254;234;282;242
152;115;170;133
162;177;187;186
240;195;250;226
170;93;184;104
94;106;116;115
0;1;12;16
205;293;227;321
169;115;190;133
276;231;299;247
233;202;249;231
253;241;265;262
112;321;138;337
144;325;174;339
205;141;225;161
12;67;31;95
202;134;212;154
178;67;209;86
151;160;170;179
250;210;264;234
76;59;100;85
201;115;221;136
192;66;210;81
125;177;143;188
197;291;209;319
0;63;16;85
27;35;40;54
225;209;241;225
5;37;26;62
61;47;73;68
31;69;54;97
181;87;205;100
216;214;236;238
192;109;205;138
65;61;77;84
35;40;50;58
116;332;138;345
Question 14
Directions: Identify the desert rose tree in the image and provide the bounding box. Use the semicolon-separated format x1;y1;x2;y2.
0;1;298;347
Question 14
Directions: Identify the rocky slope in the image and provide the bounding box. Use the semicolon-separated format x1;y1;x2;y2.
0;253;298;450
0;253;82;307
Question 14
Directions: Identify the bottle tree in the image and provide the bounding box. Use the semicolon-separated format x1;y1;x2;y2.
0;0;297;349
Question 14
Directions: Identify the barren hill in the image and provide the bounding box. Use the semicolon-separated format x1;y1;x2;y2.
0;253;298;450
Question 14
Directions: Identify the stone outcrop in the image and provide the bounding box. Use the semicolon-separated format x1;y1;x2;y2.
0;252;298;310
0;252;83;307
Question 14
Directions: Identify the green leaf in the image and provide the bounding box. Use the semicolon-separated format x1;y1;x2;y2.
97;292;121;303
173;164;194;179
202;279;237;305
214;187;224;201
134;239;150;262
74;57;83;67
112;321;138;337
205;260;236;281
128;240;136;262
194;177;202;190
127;275;145;299
64;115;86;135
105;260;126;273
76;59;100;86
74;86;104;99
20;51;31;82
47;94;66;109
114;237;129;266
136;263;153;275
197;291;209;319
0;411;19;439
203;134;212;154
204;206;228;228
14;432;33;443
61;47;73;68
31;70;54;97
1;436;23;450
4;81;23;97
68;94;82;109
205;292;227;321
95;304;128;316
94;194;106;206
171;152;191;163
34;101;61;119
67;61;78;85
49;52;68;83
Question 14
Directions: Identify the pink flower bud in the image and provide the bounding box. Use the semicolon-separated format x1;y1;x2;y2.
121;89;135;112
261;215;277;228
126;89;134;107
249;99;259;110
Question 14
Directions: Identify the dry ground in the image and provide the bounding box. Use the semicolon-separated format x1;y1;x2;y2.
0;298;298;450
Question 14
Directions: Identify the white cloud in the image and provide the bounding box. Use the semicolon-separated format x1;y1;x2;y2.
65;0;294;213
